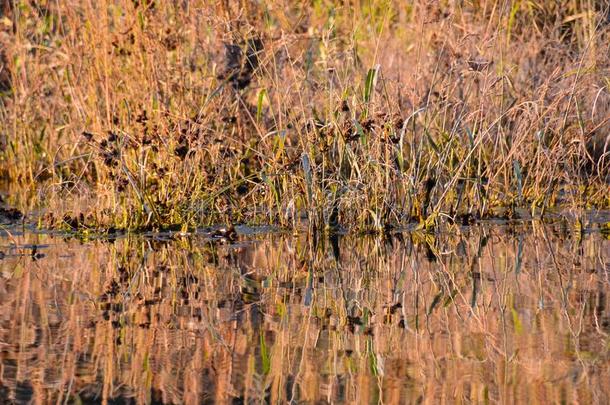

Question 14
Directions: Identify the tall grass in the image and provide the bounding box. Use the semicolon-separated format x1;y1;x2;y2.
0;0;608;231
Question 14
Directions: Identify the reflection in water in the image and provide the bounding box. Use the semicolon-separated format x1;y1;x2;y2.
0;222;609;404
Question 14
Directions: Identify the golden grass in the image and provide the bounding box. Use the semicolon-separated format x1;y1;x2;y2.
0;1;609;231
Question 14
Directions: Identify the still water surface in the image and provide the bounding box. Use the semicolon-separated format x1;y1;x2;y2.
0;219;609;404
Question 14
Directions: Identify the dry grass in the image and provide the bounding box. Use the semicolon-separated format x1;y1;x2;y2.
0;0;609;232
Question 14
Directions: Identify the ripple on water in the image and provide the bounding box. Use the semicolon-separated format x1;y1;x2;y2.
0;217;608;403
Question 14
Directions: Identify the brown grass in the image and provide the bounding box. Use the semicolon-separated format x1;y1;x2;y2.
0;1;609;232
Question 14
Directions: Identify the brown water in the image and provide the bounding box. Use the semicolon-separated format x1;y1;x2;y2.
0;220;609;404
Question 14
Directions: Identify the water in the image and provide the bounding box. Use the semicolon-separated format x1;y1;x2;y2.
0;220;609;404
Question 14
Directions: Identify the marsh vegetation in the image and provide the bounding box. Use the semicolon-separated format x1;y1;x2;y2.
0;1;608;232
0;1;610;404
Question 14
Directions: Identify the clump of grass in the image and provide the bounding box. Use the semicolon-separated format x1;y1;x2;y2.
0;1;608;232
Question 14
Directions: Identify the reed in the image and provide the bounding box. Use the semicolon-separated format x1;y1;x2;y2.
0;1;608;232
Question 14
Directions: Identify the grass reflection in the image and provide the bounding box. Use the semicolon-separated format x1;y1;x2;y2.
0;222;608;403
